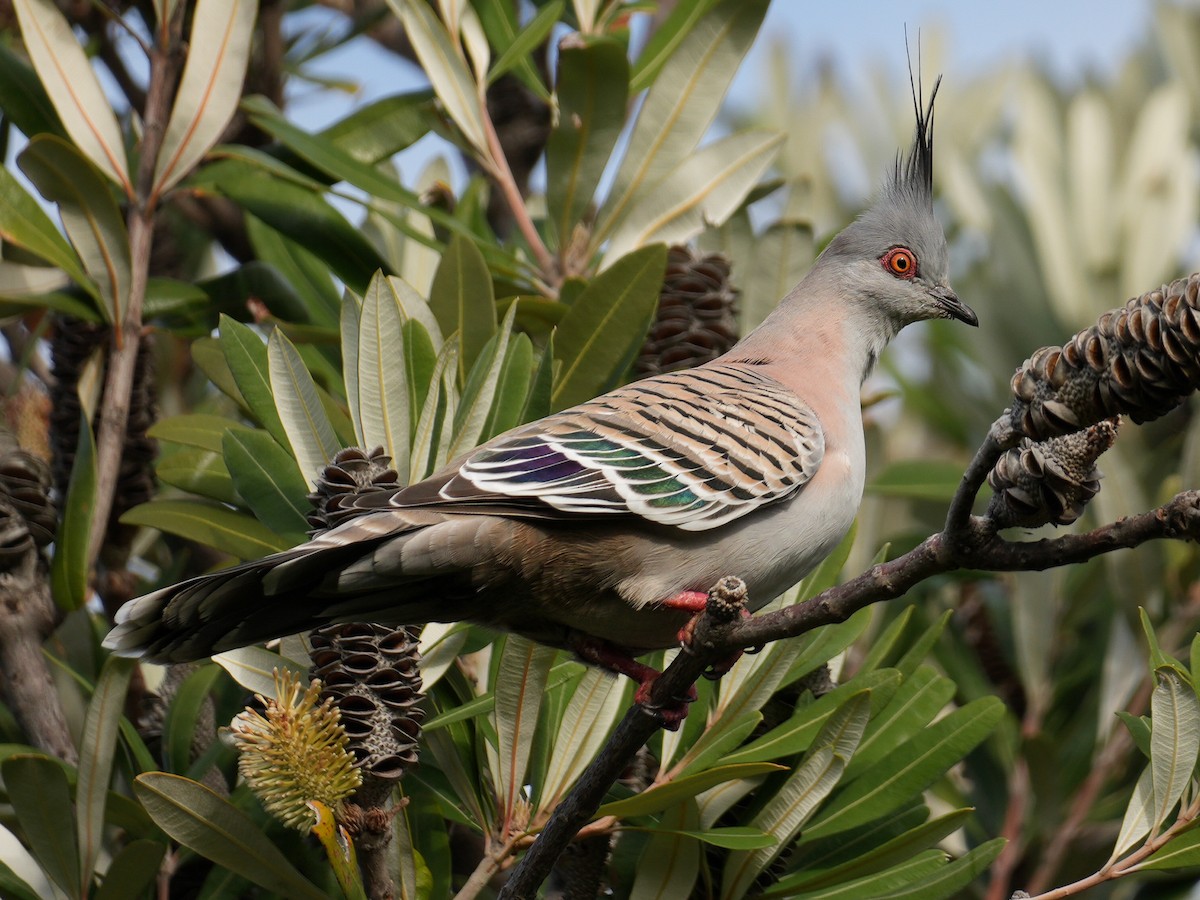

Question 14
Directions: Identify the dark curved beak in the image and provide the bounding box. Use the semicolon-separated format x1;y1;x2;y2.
931;285;978;327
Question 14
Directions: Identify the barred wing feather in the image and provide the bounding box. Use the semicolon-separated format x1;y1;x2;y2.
425;364;824;532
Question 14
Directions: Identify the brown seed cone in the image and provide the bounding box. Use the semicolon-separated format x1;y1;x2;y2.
309;623;424;781
306;446;400;534
0;442;56;550
48;317;107;499
1010;273;1200;440
635;245;740;377
987;418;1119;528
47;318;158;554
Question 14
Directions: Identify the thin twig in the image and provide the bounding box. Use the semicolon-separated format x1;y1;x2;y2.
86;8;183;572
479;93;557;289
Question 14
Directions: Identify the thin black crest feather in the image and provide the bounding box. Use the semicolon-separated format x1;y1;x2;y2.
893;33;940;210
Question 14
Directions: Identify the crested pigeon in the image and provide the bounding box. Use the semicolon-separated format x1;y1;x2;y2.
104;78;976;710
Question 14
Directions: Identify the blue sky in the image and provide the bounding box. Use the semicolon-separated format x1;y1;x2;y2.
288;0;1152;130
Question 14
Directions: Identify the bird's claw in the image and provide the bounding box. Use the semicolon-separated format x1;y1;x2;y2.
634;678;697;731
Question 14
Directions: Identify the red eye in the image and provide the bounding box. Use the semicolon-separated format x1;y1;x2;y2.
882;247;917;279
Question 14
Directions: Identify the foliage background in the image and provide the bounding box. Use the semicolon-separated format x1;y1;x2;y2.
1;0;1200;898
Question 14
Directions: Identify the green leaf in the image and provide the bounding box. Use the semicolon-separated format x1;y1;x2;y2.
19;136;130;324
409;339;459;482
268;328;340;487
479;332;533;442
721;675;894;766
866;460;966;502
11;0;131;193
134;774;328;899
76;657;134;888
777;850;948;900
2;755;82;899
387;0;487;154
552;244;666;409
593;0;768;248
603;130;782;263
872;838;1005;900
120;498;293;558
429;234;496;385
680;710;763;776
844;667;956;780
629;802;700;900
522;337;555;424
245;217;339;327
765;808;976;895
153;0;257;198
1118;710;1153;759
487;0;561;86
723;747;846;898
199;156;390;295
403;318;439;434
538;667;626;810
629;0;719;91
149;414;243;454
1111;765;1155;862
318;91;433;166
354;272;414;477
218;316;289;446
0;858;43;900
546;37;628;250
0;165;90;293
222;429;311;535
491;636;556;828
211;646;308;698
93;839;165;900
50;411;95;610
1150;666;1200;831
596;763;784;819
156;448;238;504
473;0;548;100
0;41;64;141
802;697;1004;840
449;302;517;457
163;665;223;774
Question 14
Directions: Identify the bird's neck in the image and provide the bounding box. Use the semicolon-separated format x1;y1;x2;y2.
727;269;897;402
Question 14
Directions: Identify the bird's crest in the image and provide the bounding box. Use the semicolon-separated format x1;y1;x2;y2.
890;46;941;212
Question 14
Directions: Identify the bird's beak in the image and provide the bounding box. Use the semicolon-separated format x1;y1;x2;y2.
931;285;978;327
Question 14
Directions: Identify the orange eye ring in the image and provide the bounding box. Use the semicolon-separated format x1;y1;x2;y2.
882;247;917;279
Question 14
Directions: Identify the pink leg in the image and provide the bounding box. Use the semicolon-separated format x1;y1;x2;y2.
572;636;696;731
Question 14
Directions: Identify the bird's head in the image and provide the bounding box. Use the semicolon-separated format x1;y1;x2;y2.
816;75;977;331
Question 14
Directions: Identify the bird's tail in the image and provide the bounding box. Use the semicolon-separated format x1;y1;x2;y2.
103;511;425;663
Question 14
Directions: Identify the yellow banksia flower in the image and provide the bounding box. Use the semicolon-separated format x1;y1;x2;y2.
228;669;362;831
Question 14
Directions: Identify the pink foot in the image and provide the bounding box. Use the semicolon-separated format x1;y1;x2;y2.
572;636;696;731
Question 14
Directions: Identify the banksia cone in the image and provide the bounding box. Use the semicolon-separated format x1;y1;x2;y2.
1010;274;1200;440
307;446;400;534
48;317;107;498
228;669;362;831
0;444;55;550
987;418;1119;527
309;623;424;781
636;245;739;377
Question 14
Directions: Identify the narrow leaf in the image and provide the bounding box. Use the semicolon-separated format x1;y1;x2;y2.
12;0;130;193
0;165;90;292
429;234;496;384
491;636;556;828
218;316;289;447
134;773;328;899
93;839;165;900
50;411;95;610
1150;666;1200;831
552;244;666;408
267;328;341;488
2;755;82;899
594;0;768;247
223;428;313;535
120;498;293;558
153;0;257;197
355;272;412;476
629;802;701;900
603;130;782;264
212;646;308;698
19;136;130;324
388;0;488;154
76;657;134;888
448;302;516;457
1111;766;1156;862
597;763;784;819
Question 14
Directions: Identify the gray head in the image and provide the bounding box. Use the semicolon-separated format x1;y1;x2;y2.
816;75;977;331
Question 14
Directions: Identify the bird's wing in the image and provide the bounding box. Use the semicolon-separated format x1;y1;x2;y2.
388;363;825;532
